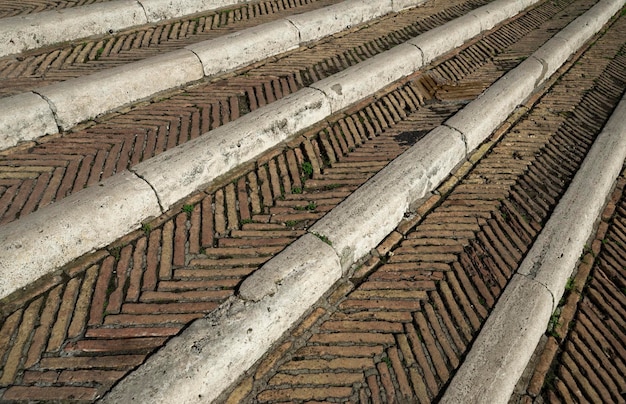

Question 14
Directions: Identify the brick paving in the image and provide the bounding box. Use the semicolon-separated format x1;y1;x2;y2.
0;0;114;19
518;115;626;401
217;7;626;403
516;168;626;404
0;0;342;97
1;0;625;402
0;0;493;225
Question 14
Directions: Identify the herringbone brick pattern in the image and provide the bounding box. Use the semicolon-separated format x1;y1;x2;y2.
0;0;582;227
543;201;626;403
518;168;626;404
1;0;623;402
0;0;341;97
220;12;626;403
0;0;112;18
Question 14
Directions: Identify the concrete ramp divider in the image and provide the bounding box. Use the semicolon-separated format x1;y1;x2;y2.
0;0;428;152
98;0;624;401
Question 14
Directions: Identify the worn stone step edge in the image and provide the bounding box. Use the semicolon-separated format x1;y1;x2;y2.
99;0;625;401
441;22;626;404
0;0;540;301
0;0;424;152
0;0;268;58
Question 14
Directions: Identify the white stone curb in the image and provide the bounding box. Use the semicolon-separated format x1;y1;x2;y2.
0;0;249;58
310;126;465;270
285;0;392;43
37;49;205;131
101;234;342;403
0;0;428;152
139;0;248;23
133;88;332;211
0;0;537;306
0;93;59;147
98;0;619;401
0;171;161;300
442;84;626;404
186;20;300;77
441;1;626;402
0;0;147;58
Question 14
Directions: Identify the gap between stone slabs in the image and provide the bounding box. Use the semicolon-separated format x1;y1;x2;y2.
0;0;427;152
98;0;624;401
0;0;539;300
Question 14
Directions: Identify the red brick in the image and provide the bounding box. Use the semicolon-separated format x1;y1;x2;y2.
58;369;126;383
64;337;167;353
279;358;374;371
320;320;403;333
39;355;144;370
21;370;60;384
295;345;383;358
377;361;396;404
308;332;395;346
3;386;98;401
104;313;204;325
255;341;292;380
367;374;383;404
85;326;181;338
257;387;353;402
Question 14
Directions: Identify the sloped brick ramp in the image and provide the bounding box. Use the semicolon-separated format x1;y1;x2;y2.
218;8;626;403
0;0;625;402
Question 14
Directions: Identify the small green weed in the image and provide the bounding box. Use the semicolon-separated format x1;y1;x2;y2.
142;223;152;235
301;162;314;178
109;246;121;260
312;232;332;246
382;356;392;368
285;220;298;227
564;277;575;292
547;309;561;338
240;218;254;225
292;187;302;194
182;204;194;214
295;202;317;211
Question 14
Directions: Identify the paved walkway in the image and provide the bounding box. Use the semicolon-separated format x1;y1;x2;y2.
216;8;626;401
0;0;625;402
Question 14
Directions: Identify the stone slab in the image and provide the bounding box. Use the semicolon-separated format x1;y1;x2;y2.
187;20;300;77
441;275;554;404
392;0;428;11
311;44;423;113
101;234;341;403
0;171;161;300
0;0;147;58
134;88;331;210
408;14;482;64
309;126;465;270
518;93;626;307
0;92;58;151
445;56;543;152
139;0;248;22
285;0;392;43
37;49;204;130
